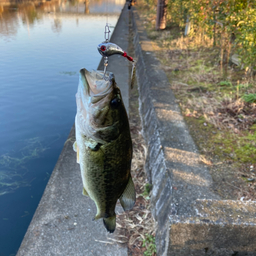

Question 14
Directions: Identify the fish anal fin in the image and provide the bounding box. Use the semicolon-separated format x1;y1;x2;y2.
82;187;89;196
103;215;116;233
119;176;136;211
93;211;104;221
73;141;77;152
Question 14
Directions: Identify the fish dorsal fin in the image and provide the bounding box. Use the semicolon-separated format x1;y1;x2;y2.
119;176;136;211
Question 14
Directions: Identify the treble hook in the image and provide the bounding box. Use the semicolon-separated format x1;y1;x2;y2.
98;25;135;81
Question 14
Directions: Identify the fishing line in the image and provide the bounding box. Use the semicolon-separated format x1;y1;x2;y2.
106;0;108;26
104;0;110;42
98;0;136;87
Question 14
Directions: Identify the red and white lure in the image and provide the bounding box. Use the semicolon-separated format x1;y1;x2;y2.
97;42;134;62
97;24;136;88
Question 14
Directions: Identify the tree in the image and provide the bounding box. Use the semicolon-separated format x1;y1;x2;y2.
156;0;168;30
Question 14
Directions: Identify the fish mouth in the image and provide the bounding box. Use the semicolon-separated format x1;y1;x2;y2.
80;68;114;97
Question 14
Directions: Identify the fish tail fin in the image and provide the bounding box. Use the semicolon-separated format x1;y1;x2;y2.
103;214;116;233
119;176;136;211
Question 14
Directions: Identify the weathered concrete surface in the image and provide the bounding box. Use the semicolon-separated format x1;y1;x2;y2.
169;199;256;255
16;4;131;256
131;8;256;256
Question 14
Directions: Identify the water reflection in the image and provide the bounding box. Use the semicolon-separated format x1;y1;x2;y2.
52;17;62;32
0;0;124;255
85;0;89;14
0;8;19;37
0;0;124;37
0;0;124;200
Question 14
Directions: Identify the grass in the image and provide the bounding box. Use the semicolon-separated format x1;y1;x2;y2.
136;0;256;201
142;183;153;199
142;234;157;256
243;93;256;103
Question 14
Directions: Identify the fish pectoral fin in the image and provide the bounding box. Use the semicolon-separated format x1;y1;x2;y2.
73;141;80;163
103;215;116;233
84;137;101;151
119;176;136;211
73;141;77;152
77;146;80;163
82;187;89;196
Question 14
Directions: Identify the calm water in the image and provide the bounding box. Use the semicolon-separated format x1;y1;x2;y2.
0;0;124;255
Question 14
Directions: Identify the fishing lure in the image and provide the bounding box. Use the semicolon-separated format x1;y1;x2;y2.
97;42;134;61
97;24;136;87
97;41;136;88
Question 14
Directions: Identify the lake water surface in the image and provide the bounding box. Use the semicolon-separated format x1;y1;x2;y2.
0;0;124;254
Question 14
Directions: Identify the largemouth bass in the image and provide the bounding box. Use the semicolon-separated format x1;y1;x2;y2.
73;68;136;233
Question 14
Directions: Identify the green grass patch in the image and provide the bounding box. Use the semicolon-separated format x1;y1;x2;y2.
142;233;156;256
141;183;153;200
242;93;256;103
214;131;256;163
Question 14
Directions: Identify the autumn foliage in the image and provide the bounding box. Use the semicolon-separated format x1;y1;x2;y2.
167;0;256;73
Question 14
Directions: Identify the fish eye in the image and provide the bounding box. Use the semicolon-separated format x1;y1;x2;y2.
110;98;121;108
100;45;106;51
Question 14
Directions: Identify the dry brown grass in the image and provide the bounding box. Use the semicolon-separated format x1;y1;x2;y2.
179;94;256;132
136;0;256;202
